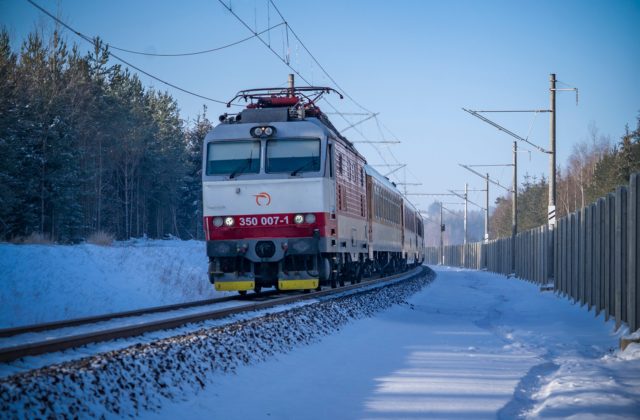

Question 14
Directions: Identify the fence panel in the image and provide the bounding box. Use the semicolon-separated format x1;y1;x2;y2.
596;197;605;315
604;194;613;320
614;186;628;328
579;208;586;306
629;173;640;332
556;217;563;294
586;204;594;311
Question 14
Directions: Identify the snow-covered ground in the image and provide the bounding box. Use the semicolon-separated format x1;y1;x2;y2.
143;266;640;419
0;239;226;328
1;241;639;418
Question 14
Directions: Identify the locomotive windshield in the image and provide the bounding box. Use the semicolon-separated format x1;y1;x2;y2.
266;138;321;175
206;141;260;177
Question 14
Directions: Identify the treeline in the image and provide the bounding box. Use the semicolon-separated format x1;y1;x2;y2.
0;29;214;242
490;117;640;238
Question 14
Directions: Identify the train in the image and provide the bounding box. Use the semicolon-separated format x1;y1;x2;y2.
202;76;425;294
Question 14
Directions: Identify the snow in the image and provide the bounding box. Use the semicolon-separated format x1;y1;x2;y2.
141;266;640;419
1;240;639;418
0;239;228;328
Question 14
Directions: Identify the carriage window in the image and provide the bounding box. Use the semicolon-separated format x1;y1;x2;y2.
206;141;260;176
266;138;321;174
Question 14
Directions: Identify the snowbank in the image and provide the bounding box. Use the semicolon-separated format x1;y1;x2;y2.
0;239;225;328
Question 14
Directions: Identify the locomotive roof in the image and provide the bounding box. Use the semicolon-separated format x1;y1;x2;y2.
218;106;363;158
221;83;363;158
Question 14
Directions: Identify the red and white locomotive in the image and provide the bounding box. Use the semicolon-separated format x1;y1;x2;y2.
202;77;424;293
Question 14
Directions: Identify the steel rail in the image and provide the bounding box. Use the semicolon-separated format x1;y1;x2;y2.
0;292;278;338
0;267;426;363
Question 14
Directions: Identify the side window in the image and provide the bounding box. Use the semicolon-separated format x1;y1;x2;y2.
338;153;343;175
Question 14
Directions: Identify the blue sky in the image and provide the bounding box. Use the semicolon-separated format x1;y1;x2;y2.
2;0;639;214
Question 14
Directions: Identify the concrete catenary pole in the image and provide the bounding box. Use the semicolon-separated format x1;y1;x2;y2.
485;173;490;243
548;73;557;281
549;73;557;227
512;141;518;273
440;202;444;265
464;183;468;246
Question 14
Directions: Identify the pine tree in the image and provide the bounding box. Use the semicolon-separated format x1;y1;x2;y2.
0;29;21;239
180;108;213;239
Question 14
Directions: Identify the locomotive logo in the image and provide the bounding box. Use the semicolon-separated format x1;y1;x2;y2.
254;192;272;206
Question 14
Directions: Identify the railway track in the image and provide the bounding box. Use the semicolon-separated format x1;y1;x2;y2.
0;266;426;363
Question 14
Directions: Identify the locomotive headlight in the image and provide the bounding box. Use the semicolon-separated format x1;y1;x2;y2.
213;216;224;227
224;216;235;227
294;214;304;224
304;213;316;224
250;126;276;138
251;127;263;137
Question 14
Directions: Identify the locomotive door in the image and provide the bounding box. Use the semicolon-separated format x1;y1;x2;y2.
327;142;336;214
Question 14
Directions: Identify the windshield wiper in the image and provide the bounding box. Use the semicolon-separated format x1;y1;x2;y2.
230;154;254;179
291;157;319;176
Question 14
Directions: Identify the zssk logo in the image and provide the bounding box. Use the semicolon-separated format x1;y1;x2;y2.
254;192;271;206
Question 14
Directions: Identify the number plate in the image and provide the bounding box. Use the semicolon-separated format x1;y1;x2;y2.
237;215;291;227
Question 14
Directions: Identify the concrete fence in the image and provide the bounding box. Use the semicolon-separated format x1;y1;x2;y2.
424;172;640;332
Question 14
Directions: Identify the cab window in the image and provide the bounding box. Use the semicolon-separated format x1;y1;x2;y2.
206;141;260;176
266;138;321;174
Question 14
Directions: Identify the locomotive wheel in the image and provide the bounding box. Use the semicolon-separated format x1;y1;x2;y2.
254;285;262;294
238;290;247;296
318;255;331;287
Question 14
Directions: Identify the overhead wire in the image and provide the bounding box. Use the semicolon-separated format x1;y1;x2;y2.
107;23;285;57
27;0;234;105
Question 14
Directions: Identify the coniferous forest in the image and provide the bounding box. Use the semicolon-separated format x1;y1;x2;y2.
0;29;213;242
